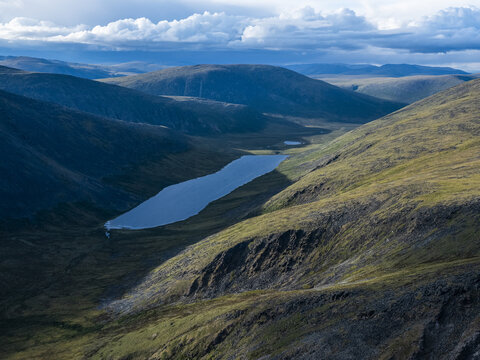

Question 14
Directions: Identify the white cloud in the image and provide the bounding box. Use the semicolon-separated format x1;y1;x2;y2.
422;6;480;29
0;17;86;40
0;5;479;56
49;12;245;47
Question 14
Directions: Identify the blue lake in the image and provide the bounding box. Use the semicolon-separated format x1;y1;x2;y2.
105;155;288;230
284;141;302;146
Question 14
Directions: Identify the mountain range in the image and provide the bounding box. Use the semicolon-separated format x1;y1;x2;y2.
325;74;480;103
0;65;268;135
1;56;468;80
101;64;404;122
286;63;469;77
0;56;165;79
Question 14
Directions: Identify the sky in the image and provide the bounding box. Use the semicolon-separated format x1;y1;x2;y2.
0;0;479;70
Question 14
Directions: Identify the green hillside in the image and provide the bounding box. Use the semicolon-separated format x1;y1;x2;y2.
101;64;404;122
91;79;480;358
3;78;479;360
0;65;267;135
325;74;479;103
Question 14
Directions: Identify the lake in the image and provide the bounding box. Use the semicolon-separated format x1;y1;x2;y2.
105;154;288;230
284;141;302;146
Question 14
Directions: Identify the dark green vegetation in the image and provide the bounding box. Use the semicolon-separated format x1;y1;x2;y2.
0;65;269;135
2;74;479;359
286;63;468;77
324;74;480;103
0;89;241;219
101;64;404;122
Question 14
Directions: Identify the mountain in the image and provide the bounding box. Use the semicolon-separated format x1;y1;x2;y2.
91;79;480;358
100;64;404;122
325;74;480;103
0;56;164;79
0;65;268;135
287;63;469;77
0;55;116;79
0;89;235;219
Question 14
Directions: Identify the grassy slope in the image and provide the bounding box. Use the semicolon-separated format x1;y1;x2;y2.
324;74;479;103
0;65;267;135
100;64;404;122
4;80;480;359
0;160;295;360
81;79;480;359
0;122;343;359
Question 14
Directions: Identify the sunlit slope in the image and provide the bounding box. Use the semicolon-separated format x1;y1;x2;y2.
111;78;480;312
84;78;480;360
8;77;479;360
101;64;404;122
0;65;267;135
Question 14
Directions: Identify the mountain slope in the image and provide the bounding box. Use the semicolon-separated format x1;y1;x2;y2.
325;74;479;103
0;65;267;135
94;79;480;359
0;89;235;219
101;64;404;122
287;63;469;77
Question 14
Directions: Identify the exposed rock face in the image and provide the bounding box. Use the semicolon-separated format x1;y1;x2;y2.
188;228;339;298
187;200;480;301
263;273;480;360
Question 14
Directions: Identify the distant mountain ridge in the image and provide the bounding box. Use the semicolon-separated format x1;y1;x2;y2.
325;74;480;103
0;56;468;79
101;64;404;123
0;65;268;135
286;63;469;77
0;55;165;79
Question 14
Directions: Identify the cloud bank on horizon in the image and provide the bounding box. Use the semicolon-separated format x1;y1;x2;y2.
0;0;479;68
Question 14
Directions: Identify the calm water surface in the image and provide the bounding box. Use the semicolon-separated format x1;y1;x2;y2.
105;155;288;230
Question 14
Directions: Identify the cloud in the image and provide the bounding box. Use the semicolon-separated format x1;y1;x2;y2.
0;17;87;40
236;7;375;50
377;6;480;53
52;12;243;50
0;6;479;57
414;5;480;29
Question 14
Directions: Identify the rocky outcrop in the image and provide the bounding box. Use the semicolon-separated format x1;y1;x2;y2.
186;199;480;301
